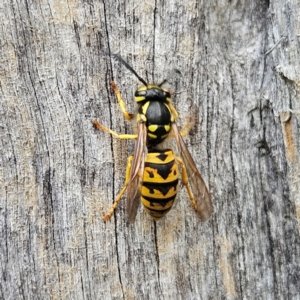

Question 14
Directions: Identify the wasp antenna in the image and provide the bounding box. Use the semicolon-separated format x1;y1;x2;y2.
158;79;167;87
111;54;148;86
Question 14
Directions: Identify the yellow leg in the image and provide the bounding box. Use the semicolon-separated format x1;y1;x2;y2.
176;157;198;211
93;120;137;140
169;104;194;137
169;103;179;120
103;156;133;221
179;121;195;137
111;81;133;120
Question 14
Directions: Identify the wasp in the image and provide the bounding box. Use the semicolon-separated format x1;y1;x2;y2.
93;54;212;223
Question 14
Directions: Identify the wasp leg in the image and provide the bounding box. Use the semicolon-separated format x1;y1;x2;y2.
93;120;138;140
169;104;194;137
175;157;198;212
111;81;133;120
103;155;133;221
179;121;195;137
169;103;179;120
169;122;193;138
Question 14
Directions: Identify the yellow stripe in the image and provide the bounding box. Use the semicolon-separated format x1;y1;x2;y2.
165;103;171;112
136;113;146;122
148;124;158;132
143;167;178;182
136;85;169;92
141;101;150;114
141;198;174;210
145;150;175;164
141;185;177;198
148;133;157;139
137;86;148;91
135;96;145;102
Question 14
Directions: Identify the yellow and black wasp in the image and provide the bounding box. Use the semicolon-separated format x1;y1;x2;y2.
93;54;212;223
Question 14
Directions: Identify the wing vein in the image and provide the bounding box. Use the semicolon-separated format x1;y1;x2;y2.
126;122;148;223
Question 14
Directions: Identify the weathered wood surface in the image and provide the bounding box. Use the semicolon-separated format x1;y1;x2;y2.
1;0;300;299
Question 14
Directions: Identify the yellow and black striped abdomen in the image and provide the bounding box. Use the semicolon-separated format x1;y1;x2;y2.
141;149;179;220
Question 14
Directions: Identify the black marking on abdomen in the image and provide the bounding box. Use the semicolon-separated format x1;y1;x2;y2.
142;194;176;207
143;179;179;196
156;152;168;162
146;170;154;178
145;160;175;180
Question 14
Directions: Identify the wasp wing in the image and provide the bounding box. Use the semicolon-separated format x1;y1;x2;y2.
126;122;148;223
172;123;212;221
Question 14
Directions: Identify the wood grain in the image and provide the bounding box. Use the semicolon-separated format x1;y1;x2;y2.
0;0;299;299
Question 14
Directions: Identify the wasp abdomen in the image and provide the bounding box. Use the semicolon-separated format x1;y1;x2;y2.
141;149;179;221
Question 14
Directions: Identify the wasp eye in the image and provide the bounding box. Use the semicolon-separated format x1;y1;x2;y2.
164;91;171;97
